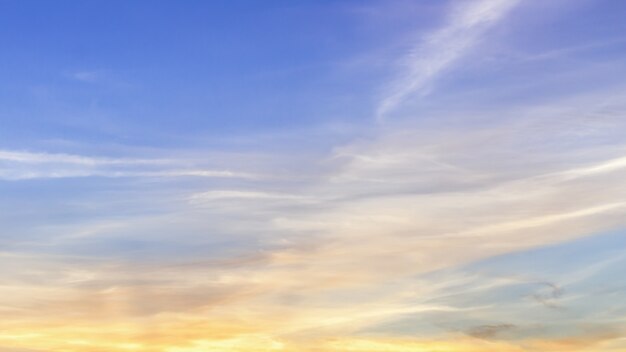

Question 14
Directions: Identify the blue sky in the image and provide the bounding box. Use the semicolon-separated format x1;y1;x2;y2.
1;1;626;351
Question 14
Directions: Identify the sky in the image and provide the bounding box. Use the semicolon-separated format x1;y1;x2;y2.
1;0;626;351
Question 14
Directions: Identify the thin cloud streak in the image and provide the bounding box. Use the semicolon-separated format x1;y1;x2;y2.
377;0;519;118
0;149;260;180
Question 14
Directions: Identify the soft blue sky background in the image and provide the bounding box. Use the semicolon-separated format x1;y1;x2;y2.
1;0;626;350
1;0;624;148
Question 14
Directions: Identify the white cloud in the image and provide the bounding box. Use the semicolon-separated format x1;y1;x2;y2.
0;149;164;165
377;0;520;118
70;70;103;83
0;149;258;180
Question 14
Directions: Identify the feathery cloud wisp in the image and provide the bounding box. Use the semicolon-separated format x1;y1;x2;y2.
377;0;519;118
0;149;258;180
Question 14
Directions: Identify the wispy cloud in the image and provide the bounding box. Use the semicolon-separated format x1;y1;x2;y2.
0;149;259;180
377;0;519;118
68;70;105;83
0;150;165;165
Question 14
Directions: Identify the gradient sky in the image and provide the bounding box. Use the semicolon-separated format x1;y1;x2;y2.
1;0;626;351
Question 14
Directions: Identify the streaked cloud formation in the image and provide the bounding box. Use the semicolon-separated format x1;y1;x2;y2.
0;149;257;180
377;0;519;118
1;0;625;351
